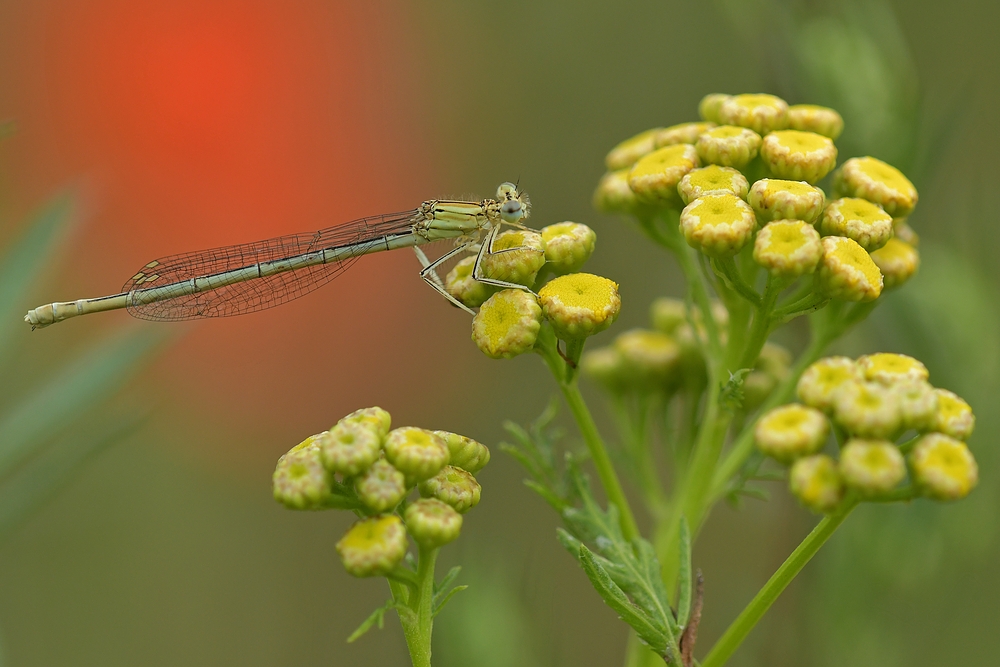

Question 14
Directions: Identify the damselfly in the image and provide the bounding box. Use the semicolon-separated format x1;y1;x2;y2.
25;183;532;329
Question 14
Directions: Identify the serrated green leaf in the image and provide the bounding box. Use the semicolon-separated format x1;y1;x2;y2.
677;518;692;629
0;325;167;476
579;544;668;657
432;585;468;618
719;368;752;413
0;192;75;356
347;599;399;643
435;566;461;596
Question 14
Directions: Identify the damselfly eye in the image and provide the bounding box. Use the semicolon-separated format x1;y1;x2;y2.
500;199;523;223
497;182;518;200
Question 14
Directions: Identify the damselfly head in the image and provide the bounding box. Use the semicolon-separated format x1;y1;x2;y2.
497;182;530;224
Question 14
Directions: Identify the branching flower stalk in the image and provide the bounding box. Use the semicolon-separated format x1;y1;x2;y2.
459;93;977;666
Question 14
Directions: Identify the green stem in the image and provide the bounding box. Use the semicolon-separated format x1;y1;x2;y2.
713;256;761;306
535;326;641;541
393;545;438;667
700;499;858;667
738;275;783;370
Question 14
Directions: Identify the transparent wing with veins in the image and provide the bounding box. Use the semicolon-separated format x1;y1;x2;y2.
121;211;418;322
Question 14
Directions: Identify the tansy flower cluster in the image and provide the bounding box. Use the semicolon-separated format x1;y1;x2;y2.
272;407;489;576
594;93;921;300
754;353;978;513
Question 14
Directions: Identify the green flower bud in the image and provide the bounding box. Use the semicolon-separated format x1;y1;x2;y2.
627;144;700;205
787;104;844;140
753;220;823;278
445;255;497;308
695;125;761;170
819;198;893;251
931;389;975;440
677;165;750;205
593;169;640;214
419;465;482;513
742;370;778;412
649;297;687;335
320;422;382;477
679;194;757;257
857;353;929;385
655;121;716;148
273;437;333;510
797;356;860;412
404;498;463;548
870;238;919;289
755;404;830;463
747;179;826;224
759;130;838;184
817;236;883;302
338;406;392;441
698;94;730;123
757;342;793;381
606;127;661;171
383;427;450;481
790;454;844;513
471;289;543;359
538;273;621;340
336;515;409;577
433;431;490;475
833;156;918;217
541;222;597;274
613;328;682;388
479;229;546;287
839;439;906;495
832;380;900;439
909;434;978;501
580;346;629;392
717;94;790;135
355;459;408;513
892;379;938;432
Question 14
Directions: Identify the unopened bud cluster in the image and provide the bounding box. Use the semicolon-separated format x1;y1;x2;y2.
753;354;978;513
272;407;490;577
593;92;922;301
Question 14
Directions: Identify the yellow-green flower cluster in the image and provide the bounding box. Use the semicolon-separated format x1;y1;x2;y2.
755;353;978;512
593;93;921;296
272;407;491;577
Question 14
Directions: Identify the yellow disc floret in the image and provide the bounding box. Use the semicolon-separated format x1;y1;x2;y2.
718;93;790;135
479;229;547;287
931;389;975;440
677;165;750;205
695;125;762;170
755;403;830;463
541;222;597;275
445;255;497;309
747;179;826;224
870;238;919;289
679;194;757;257
471;289;543;359
833;156;918;217
797;356;860;412
336;515;409;577
538;273;622;340
383;427;450;481
627;144;700;205
857;352;929;384
760;130;838;184
839;439;906;495
753;220;823;278
910;434;978;501
605;127;661;170
819;198;893;251
613;328;682;388
787;104;844;140
655;121;717;148
593;169;640;214
790;454;844;513
832;380;900;439
699;94;730;123
817;236;883;301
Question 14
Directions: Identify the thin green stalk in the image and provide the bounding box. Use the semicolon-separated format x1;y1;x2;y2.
700;499;858;667
535;326;641;541
389;546;439;667
713;256;761;306
738;276;783;369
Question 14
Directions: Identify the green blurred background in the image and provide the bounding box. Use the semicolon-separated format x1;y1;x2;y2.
0;0;997;665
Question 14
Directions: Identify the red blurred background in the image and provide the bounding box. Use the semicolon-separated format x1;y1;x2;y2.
0;0;482;466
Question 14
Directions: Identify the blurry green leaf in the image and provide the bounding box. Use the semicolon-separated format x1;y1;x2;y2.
0;411;144;540
432;586;468;618
347;599;400;643
0;192;75;355
0;325;167;476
